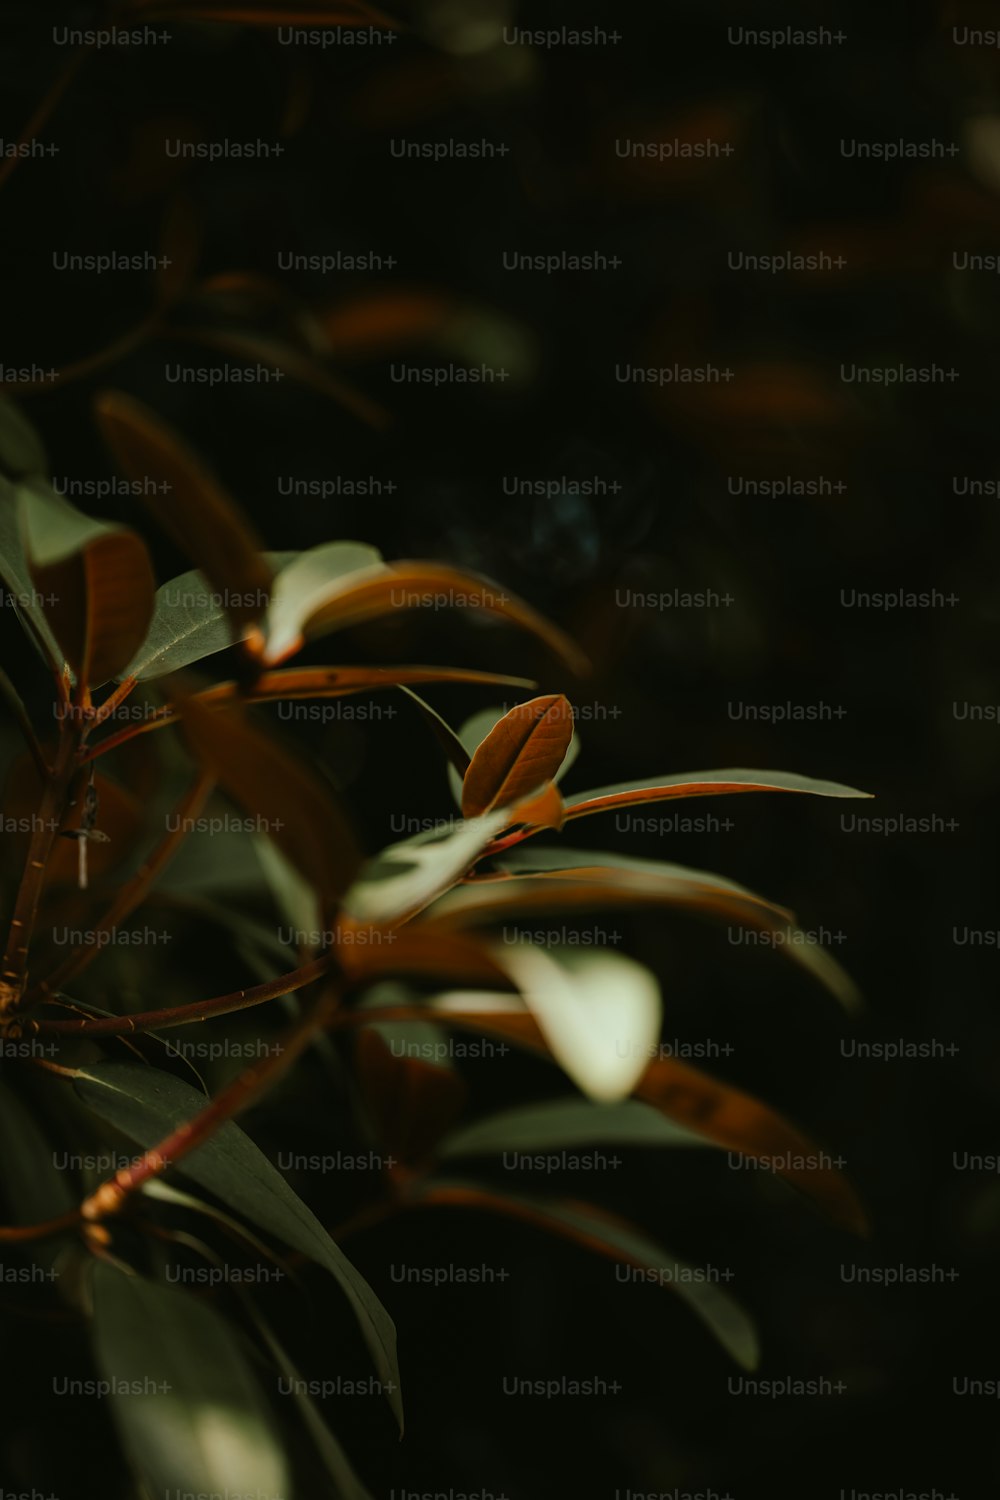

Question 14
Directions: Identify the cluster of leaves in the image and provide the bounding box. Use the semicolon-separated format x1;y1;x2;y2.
0;388;870;1496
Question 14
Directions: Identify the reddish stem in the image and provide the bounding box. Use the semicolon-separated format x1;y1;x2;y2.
19;954;331;1037
0;723;83;1015
80;982;345;1222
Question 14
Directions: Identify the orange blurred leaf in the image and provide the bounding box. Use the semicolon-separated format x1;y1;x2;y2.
93;392;272;638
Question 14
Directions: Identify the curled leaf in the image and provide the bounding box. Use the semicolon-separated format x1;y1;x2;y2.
263;554;588;677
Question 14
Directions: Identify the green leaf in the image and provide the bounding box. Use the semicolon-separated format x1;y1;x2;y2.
263;541;386;664
74;1061;403;1429
417;1181;758;1369
398;687;472;781
489;944;661;1102
140;1180;298;1278
91;1261;289;1498
425;849;860;1011
19;480;115;566
19;480;156;685
357;983;455;1066
0;476;63;666
438;1097;708;1157
565;766;872;821
121;551;298;680
0;398;47;479
342;809;511;926
253;832;323;951
156;819;273;897
0;1081;77;1279
255;1315;375;1500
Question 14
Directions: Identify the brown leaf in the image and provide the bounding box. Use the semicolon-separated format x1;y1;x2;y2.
31;530;155;688
633;1053;868;1235
93;391;272;636
178;695;359;910
461;695;574;818
333;924;510;988
355;1029;466;1166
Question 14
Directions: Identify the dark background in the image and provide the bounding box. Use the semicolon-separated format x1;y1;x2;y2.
1;0;999;1496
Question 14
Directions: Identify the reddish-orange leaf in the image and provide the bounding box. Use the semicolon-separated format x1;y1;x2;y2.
343;1005;865;1234
507;781;565;831
633;1054;867;1235
461;695;574;818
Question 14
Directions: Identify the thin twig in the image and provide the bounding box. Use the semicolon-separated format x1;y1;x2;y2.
20;954;332;1037
92;675;138;727
81;667;519;763
0;666;49;777
79;982;345;1222
0;1209;82;1243
0;47;91;194
0;309;163;397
